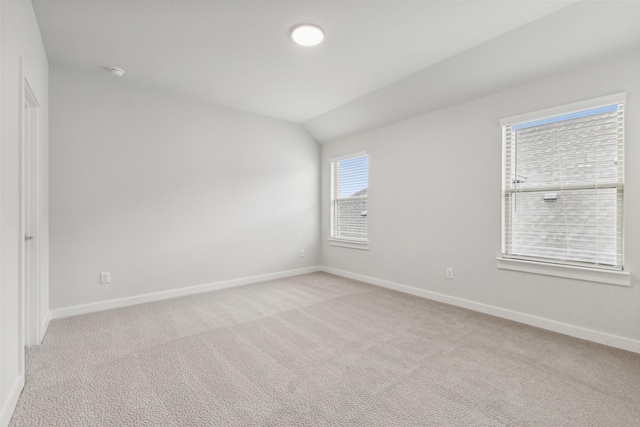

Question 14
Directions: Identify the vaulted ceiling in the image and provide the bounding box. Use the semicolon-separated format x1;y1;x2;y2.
33;1;640;142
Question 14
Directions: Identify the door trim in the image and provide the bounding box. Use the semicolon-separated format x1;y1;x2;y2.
20;66;42;350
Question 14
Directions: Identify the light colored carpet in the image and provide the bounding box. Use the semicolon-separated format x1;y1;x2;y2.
10;272;640;426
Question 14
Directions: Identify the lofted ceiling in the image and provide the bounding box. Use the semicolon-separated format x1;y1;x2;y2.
306;1;640;142
33;0;575;125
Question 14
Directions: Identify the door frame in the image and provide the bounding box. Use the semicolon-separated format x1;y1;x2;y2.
20;65;43;351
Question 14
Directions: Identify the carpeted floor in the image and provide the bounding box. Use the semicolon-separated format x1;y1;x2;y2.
10;272;640;426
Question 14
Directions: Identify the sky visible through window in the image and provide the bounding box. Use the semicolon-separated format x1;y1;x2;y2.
339;155;368;198
512;104;617;130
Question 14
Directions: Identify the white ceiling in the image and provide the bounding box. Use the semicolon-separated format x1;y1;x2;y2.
33;0;575;124
306;1;640;142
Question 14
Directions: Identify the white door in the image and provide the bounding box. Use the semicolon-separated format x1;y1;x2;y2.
22;79;41;348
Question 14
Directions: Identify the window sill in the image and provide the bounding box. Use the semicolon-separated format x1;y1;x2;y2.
496;257;630;287
328;238;369;251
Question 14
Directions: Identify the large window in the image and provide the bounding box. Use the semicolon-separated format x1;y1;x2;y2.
330;152;368;249
501;94;624;270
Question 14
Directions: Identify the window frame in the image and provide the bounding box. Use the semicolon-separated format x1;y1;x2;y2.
497;93;630;286
329;151;369;250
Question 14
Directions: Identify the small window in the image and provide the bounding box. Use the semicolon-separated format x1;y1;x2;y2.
501;94;625;270
330;152;368;249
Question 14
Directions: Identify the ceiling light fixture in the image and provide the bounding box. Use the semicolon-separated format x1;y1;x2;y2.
291;24;324;47
108;67;125;77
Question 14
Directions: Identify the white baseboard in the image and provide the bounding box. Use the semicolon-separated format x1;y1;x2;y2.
321;266;640;354
51;266;322;319
46;264;640;353
39;311;51;344
0;376;24;427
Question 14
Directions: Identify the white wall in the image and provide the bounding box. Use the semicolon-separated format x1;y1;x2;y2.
0;1;49;425
50;65;320;312
321;49;640;346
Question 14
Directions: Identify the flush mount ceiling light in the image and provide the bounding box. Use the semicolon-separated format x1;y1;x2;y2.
291;24;324;47
108;67;125;77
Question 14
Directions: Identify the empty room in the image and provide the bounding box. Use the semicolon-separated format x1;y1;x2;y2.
1;0;640;425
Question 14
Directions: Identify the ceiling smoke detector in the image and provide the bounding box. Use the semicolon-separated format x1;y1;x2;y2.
291;24;324;47
108;67;125;77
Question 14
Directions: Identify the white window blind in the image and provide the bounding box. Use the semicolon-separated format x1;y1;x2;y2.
331;153;368;242
502;98;624;269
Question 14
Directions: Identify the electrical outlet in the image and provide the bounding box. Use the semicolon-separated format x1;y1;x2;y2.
446;268;454;280
300;249;305;257
100;272;111;284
